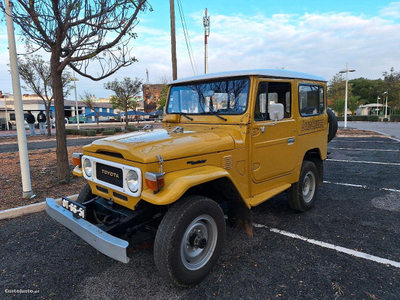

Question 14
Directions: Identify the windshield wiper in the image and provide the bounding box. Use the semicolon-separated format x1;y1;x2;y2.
179;112;193;121
213;112;227;121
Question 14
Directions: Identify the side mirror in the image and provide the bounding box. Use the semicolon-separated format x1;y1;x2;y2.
269;103;284;121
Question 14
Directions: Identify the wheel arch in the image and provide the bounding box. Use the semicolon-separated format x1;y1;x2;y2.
303;148;324;185
141;166;247;206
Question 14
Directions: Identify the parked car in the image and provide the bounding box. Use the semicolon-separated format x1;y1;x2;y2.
46;69;337;287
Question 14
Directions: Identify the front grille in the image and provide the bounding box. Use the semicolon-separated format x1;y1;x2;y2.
96;163;123;188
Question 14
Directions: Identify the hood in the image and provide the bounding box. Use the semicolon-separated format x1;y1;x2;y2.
83;127;235;163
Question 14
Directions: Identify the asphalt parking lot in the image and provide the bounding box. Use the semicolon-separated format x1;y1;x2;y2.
1;135;399;299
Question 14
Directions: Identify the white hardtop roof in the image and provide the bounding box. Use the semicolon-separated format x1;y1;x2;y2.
170;69;326;85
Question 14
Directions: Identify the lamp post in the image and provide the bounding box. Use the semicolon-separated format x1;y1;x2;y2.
5;0;33;198
339;62;355;128
376;96;381;116
383;91;388;119
71;71;80;129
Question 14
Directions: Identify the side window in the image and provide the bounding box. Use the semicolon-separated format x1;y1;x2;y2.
254;82;291;122
298;84;325;116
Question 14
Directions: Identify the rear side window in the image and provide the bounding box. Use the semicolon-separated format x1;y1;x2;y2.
298;84;324;116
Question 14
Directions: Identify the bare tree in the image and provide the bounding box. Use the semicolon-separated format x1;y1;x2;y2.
17;55;72;136
105;77;143;128
81;91;100;127
1;0;152;181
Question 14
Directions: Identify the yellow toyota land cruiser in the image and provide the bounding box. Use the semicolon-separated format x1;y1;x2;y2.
46;69;337;287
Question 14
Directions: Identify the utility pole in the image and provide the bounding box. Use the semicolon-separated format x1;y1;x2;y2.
203;8;210;74
5;0;33;198
170;0;177;80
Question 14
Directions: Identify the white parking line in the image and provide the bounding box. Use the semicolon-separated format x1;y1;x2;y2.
329;147;400;152
253;223;400;269
330;140;395;144
327;159;400;166
323;180;400;193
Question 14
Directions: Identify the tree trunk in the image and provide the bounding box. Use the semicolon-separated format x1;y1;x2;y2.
45;103;52;136
51;55;70;182
125;103;129;129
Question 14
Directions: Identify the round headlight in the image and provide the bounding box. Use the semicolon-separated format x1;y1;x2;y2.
83;158;93;177
126;170;139;193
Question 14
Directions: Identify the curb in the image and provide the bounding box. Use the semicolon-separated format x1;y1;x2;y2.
0;194;78;220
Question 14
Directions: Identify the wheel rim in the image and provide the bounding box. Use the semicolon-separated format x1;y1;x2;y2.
302;171;316;203
180;214;218;271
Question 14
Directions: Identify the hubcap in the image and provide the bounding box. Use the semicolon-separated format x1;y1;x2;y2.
302;171;316;203
181;214;218;271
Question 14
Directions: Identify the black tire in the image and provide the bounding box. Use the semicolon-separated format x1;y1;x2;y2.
76;183;98;223
288;161;318;212
327;108;338;143
154;195;226;287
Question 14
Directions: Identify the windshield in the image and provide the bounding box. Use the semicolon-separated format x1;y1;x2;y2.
167;77;250;115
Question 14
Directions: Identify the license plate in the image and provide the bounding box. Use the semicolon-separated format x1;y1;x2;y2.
61;197;86;219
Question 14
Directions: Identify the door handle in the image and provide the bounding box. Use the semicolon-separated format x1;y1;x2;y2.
287;138;295;145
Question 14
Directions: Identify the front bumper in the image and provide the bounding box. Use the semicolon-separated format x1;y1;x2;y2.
45;198;129;263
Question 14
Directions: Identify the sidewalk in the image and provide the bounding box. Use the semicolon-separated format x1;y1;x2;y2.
338;121;400;140
0;128;56;138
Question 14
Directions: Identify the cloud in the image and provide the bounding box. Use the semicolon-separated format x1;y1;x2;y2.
185;9;400;82
379;1;400;18
1;4;399;98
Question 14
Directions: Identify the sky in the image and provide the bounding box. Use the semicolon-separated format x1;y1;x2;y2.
0;0;399;98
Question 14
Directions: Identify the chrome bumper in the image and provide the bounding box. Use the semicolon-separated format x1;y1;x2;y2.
45;198;130;263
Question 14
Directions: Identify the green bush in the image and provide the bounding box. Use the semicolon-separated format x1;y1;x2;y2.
383;118;389;122
390;115;400;122
66;129;81;135
366;116;379;122
102;128;116;135
349;115;367;121
109;126;122;133
125;125;140;132
81;129;97;136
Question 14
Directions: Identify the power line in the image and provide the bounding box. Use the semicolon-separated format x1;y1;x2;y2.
176;0;198;76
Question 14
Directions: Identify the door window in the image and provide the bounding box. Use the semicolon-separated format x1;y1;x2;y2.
254;82;291;121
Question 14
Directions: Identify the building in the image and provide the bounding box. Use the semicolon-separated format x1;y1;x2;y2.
0;91;115;125
356;103;389;116
143;84;164;113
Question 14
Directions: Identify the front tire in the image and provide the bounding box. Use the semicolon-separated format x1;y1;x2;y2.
154;196;226;287
288;161;318;212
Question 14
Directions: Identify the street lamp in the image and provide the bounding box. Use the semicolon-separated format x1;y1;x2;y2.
376;96;380;116
339;62;355;128
71;71;80;130
383;91;388;119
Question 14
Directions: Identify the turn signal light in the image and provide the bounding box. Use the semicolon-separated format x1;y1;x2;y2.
72;153;83;167
145;172;165;193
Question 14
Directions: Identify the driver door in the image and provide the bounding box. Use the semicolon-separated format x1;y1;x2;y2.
251;80;297;183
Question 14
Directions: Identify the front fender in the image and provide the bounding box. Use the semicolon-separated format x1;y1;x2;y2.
141;166;232;205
